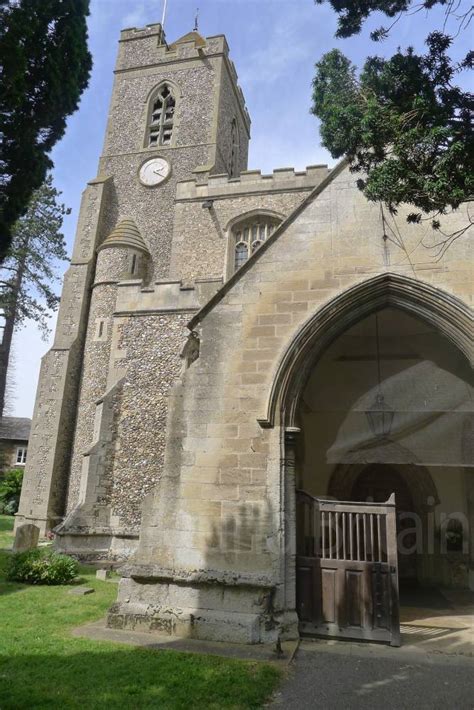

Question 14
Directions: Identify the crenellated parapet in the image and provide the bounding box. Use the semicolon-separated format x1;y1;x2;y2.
114;277;223;316
116;27;250;132
176;165;330;201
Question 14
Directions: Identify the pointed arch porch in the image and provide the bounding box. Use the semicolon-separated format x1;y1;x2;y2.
258;272;472;431
270;273;473;633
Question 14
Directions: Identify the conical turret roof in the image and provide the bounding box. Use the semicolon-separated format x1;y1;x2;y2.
99;218;150;254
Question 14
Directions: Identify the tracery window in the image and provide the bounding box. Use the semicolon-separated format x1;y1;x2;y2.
232;216;281;273
148;84;176;147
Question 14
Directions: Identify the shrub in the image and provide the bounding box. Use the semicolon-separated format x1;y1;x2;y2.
6;549;79;585
3;499;18;515
0;468;24;514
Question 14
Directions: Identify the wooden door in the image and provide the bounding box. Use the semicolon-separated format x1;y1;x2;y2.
296;491;401;646
351;465;417;582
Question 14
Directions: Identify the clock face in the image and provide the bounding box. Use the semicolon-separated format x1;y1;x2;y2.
139;157;171;186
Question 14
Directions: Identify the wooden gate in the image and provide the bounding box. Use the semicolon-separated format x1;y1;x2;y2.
296;490;400;646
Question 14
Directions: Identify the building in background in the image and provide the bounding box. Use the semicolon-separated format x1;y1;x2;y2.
0;417;31;473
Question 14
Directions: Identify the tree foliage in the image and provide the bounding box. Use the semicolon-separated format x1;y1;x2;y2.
0;467;23;514
0;175;69;332
314;1;474;39
0;0;92;262
312;1;473;238
0;175;69;416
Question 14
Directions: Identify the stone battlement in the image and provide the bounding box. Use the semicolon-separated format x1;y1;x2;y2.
176;165;330;200
116;29;249;126
114;277;223;316
119;22;165;40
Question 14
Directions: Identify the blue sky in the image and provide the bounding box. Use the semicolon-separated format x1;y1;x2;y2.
10;0;471;417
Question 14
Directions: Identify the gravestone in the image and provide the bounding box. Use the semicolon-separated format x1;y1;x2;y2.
13;523;39;553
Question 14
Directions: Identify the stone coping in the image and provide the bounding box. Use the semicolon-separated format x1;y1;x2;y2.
176;165;330;200
122;564;276;589
54;527;139;539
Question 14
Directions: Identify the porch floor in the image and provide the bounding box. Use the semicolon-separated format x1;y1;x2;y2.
399;588;474;656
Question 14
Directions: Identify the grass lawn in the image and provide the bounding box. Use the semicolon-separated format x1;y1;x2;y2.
0;514;14;548
0;515;281;709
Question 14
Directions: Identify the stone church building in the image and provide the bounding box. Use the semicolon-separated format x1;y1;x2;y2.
17;25;473;645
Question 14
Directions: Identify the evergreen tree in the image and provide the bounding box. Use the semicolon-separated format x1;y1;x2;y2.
0;175;69;417
0;0;92;262
312;1;473;250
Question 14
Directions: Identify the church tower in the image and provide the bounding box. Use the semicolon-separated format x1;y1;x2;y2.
16;23;251;556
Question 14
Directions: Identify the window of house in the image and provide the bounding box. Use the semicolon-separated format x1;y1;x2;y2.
231;216;281;273
148;84;176;147
16;447;27;465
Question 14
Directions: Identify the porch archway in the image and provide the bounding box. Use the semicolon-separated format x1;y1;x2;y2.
277;275;473;638
260;272;472;430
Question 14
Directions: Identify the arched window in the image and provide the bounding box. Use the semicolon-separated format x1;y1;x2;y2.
147;84;176;147
231;215;281;273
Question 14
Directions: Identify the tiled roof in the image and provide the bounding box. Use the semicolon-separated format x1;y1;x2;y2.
0;417;31;441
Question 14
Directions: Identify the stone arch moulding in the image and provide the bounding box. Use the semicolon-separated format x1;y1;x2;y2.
143;78;183;105
224;208;285;234
142;79;182;149
224;209;286;280
328;443;441;511
257;272;473;430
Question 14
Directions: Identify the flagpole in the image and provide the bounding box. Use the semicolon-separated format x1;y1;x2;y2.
161;0;168;30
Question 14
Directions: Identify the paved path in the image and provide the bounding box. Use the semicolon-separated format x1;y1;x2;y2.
272;641;474;709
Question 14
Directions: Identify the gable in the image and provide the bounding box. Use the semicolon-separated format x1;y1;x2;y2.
189;157;472;331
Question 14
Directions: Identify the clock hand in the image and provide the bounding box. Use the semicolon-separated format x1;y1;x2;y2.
153;168;165;176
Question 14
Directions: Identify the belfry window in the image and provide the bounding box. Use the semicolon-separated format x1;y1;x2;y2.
232;216;281;273
229;119;239;178
148;84;176;147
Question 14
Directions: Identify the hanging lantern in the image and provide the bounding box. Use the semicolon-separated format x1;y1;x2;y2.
365;392;395;439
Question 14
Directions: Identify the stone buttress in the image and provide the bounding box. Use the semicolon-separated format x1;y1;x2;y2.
15;177;112;535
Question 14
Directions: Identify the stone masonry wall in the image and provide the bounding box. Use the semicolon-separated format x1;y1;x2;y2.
214;61;250;175
169;166;330;281
112;165;472;641
16;178;111;534
108;312;190;529
66;283;118;512
99;148;209;280
171;189;310;282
